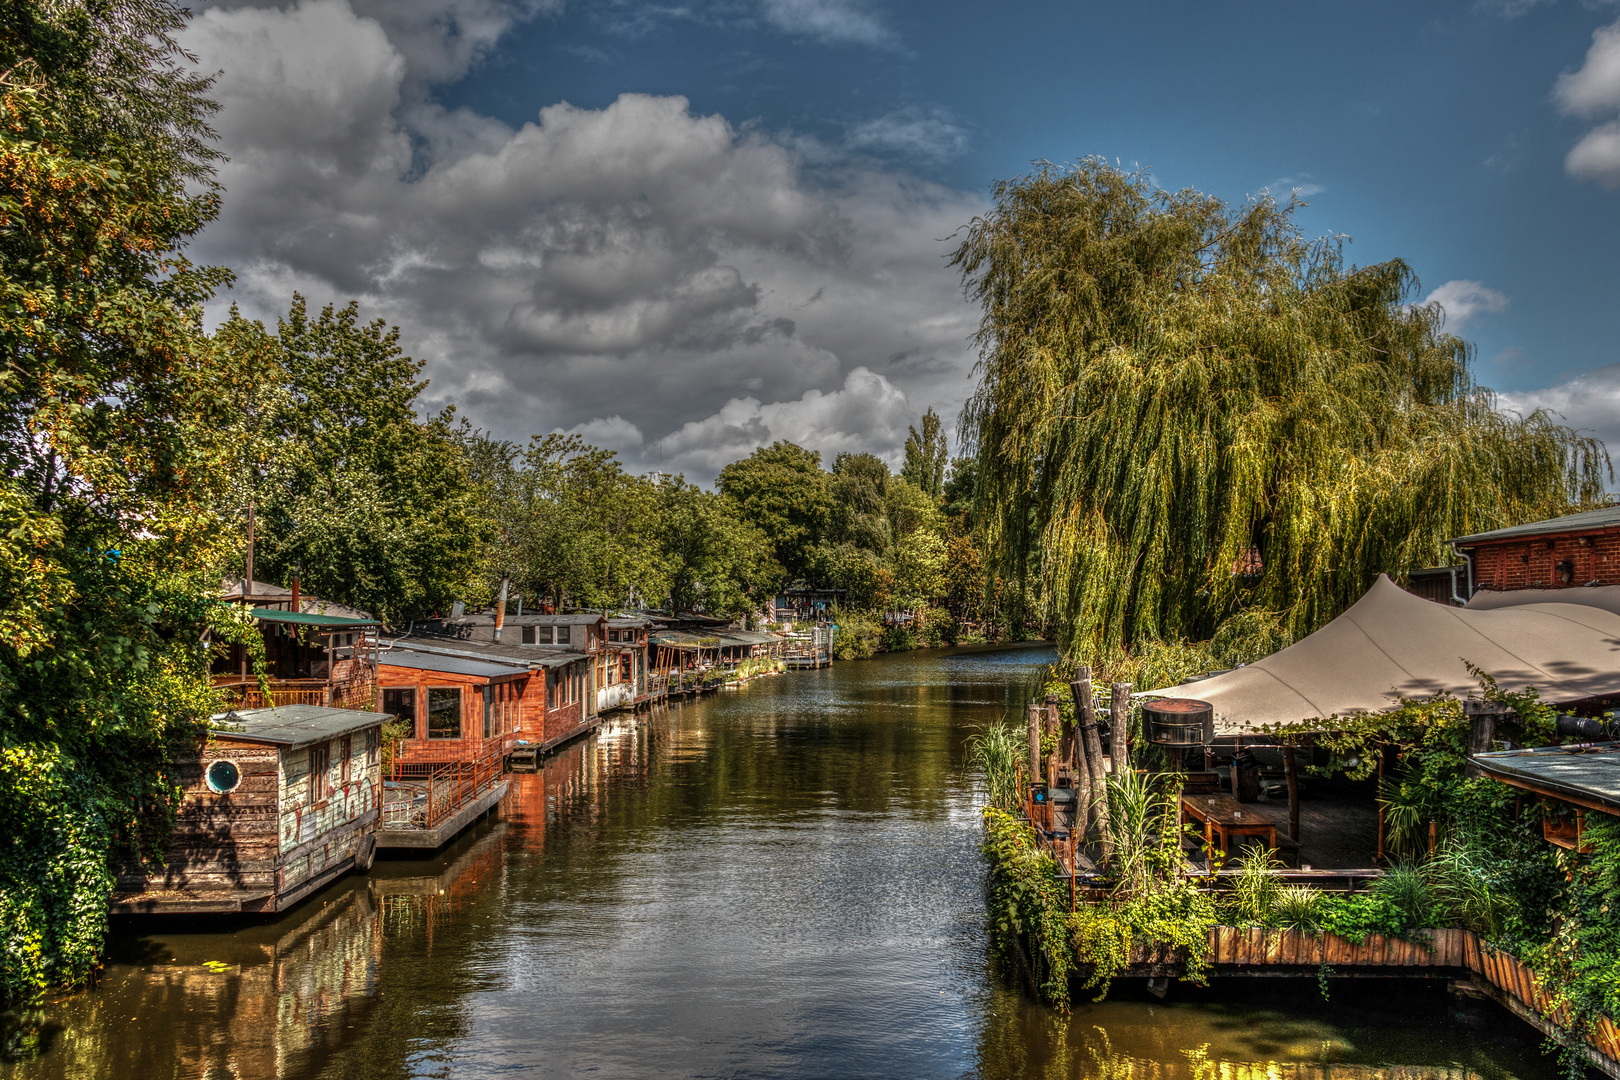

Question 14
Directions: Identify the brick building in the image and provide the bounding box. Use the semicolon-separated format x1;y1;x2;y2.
1452;506;1620;596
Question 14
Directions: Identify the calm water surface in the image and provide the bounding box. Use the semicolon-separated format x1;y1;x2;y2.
3;646;1563;1079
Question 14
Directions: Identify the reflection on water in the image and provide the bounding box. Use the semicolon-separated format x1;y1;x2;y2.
0;648;1566;1079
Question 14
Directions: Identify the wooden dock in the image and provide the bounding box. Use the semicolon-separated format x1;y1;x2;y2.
378;780;508;850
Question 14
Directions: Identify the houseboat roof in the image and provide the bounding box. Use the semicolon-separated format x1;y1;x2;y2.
448;612;606;626
1452;505;1620;546
378;650;528;679
212;704;391;748
251;607;378;628
1150;575;1620;734
1473;743;1620;814
222;577;293;601
605;617;652;629
382;637;589;670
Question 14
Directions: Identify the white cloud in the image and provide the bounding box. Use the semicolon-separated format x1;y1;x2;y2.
845;106;971;162
1420;279;1510;330
1556;18;1620;118
182;0;983;482
650;367;916;475
558;415;646;450
757;0;894;47
1475;0;1555;18
1567;119;1620;187
1501;364;1620;461
1556;17;1620;187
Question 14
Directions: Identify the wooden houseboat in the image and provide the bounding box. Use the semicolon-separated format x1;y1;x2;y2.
113;704;390;914
600;617;651;712
213;606;380;712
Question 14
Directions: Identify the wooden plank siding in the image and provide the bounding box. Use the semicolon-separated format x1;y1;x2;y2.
377;662;526;765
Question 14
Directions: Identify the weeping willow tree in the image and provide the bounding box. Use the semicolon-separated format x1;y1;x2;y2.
953;160;1609;670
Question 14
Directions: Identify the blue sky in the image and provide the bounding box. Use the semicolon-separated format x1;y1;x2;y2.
185;0;1620;478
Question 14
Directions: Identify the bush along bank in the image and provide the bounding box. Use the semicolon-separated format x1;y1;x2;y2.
970;673;1620;1075
831;606;1035;660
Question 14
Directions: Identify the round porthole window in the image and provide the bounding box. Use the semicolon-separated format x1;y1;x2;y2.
206;759;242;794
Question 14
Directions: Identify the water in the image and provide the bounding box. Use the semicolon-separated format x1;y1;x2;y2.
2;646;1565;1079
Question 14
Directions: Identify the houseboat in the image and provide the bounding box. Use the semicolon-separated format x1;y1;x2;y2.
213;581;380;712
113;704;389;914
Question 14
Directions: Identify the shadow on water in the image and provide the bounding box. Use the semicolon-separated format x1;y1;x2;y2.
0;646;1571;1079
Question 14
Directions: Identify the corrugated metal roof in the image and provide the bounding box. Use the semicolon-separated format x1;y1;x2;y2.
378;651;524;678
212;704;390;749
1452;505;1620;546
382;638;589;670
251;607;377;628
1474;743;1620;811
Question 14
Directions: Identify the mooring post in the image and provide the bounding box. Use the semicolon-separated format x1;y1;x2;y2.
1463;699;1500;780
1027;701;1042;793
1043;694;1061;788
1068;670;1095;844
1109;682;1133;775
1074;672;1112;860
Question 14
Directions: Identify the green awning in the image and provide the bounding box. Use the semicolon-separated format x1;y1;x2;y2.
251;607;377;628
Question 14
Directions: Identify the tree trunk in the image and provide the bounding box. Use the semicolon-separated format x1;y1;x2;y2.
1071;669;1112;860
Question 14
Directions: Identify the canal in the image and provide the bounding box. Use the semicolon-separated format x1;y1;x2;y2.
3;646;1565;1078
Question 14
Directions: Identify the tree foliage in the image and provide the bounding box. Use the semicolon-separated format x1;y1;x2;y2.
717;441;832;583
0;0;255;1003
901;407;949;498
223;297;487;624
954;160;1609;665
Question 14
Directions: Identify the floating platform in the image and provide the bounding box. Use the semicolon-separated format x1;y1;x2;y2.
378;780;508;851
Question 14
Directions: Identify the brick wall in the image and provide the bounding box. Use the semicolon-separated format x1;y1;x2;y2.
1469;528;1620;591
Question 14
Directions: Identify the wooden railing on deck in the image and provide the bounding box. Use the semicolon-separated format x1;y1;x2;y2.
214;675;377;712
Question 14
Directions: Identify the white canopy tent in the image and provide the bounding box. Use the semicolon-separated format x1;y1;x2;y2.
1150;575;1620;734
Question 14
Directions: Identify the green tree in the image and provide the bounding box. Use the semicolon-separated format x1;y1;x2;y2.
230;297;488;623
953;160;1608;664
0;0;257;1002
901;407;949;498
828;451;892;554
716;441;832;582
655;477;781;618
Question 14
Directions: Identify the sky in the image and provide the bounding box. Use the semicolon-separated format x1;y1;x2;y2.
181;0;1620;482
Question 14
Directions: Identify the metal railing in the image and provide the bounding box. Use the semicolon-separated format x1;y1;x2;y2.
383;747;504;832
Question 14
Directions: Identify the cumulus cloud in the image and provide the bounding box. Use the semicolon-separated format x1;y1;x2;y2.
1501;364;1620;458
1556;17;1620;187
651;367;916;475
182;0;982;482
1421;279;1510;330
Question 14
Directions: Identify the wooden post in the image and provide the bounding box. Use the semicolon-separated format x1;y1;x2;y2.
1044;694;1061;788
1285;741;1301;846
1073;672;1112;860
1069;671;1095;843
1376;746;1386;863
1464;700;1497;779
1027;702;1042;794
1110;682;1133;776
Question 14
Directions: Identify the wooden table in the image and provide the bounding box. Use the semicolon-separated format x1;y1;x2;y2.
1181;792;1277;857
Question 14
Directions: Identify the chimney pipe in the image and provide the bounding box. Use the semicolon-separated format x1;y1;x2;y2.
290;567;301;613
494;577;510;641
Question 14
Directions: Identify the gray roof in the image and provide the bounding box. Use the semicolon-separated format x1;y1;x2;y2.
212;704;390;749
1474;743;1620;812
606;617;652;629
378;651;526;679
448;612;605;626
1452;505;1620;546
382;637;589;671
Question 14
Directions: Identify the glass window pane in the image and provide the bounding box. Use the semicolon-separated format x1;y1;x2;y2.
556;625;569;645
427;687;461;739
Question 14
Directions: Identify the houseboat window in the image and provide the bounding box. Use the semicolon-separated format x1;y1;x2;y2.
310;743;330;801
206;759;241;794
619;653;632;681
556;625;570;645
427;687;461;739
340;735;352;783
365;726;380;765
382;687;416;724
521;625;534;645
482;686;495;740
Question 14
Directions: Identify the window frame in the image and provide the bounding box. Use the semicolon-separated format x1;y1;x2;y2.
426;686;462;740
310;743;331;802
